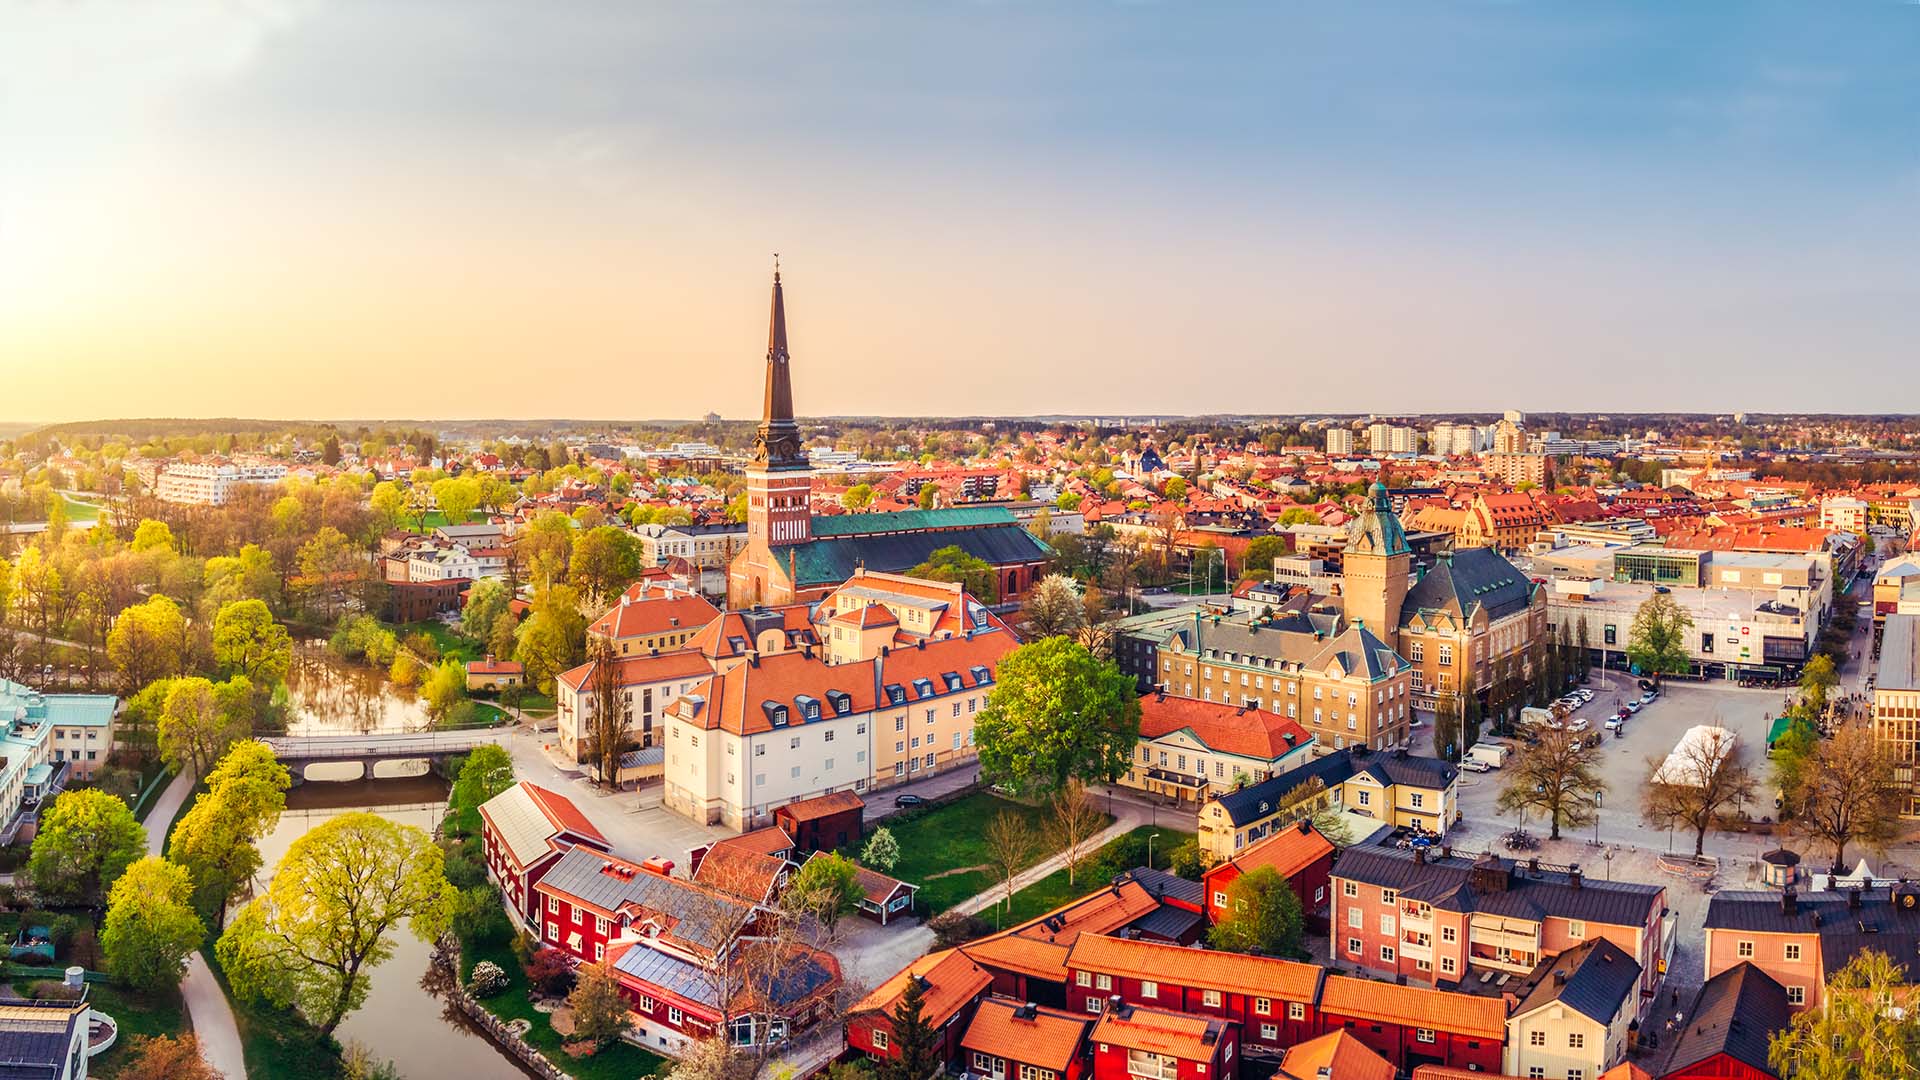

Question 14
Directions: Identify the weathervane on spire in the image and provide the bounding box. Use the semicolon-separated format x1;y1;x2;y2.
773;252;780;281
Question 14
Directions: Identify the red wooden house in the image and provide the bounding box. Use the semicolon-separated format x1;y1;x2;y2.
1275;1031;1393;1080
961;998;1092;1080
775;790;865;854
846;948;993;1065
1062;935;1321;1061
1201;820;1335;932
1315;974;1506;1074
477;781;611;931
960;875;1178;1007
1660;963;1788;1080
1089;1003;1238;1080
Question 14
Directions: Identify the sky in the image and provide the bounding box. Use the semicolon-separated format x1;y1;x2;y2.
2;1;1917;424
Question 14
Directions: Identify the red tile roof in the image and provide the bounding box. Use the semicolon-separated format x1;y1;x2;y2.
780;790;866;822
1318;974;1507;1040
1278;1032;1393;1080
851;948;993;1026
1091;1005;1226;1061
1211;820;1334;882
1137;694;1313;762
1065;934;1322;1002
522;783;608;847
962;998;1090;1071
586;586;720;641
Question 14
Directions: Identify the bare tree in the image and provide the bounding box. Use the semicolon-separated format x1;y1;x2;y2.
1022;575;1086;639
1641;725;1756;857
1046;781;1106;887
585;638;631;787
1786;725;1901;869
984;810;1036;916
1497;725;1605;840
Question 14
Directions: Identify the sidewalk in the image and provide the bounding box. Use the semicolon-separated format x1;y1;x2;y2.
145;770;248;1080
950;800;1151;918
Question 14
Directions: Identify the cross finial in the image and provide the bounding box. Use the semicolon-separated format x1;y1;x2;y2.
773;252;781;281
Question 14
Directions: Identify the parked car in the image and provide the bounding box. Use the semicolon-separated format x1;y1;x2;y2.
1460;759;1493;773
1626;700;1644;714
1567;718;1590;733
1639;691;1657;704
1604;716;1625;732
1574;689;1595;703
894;794;926;807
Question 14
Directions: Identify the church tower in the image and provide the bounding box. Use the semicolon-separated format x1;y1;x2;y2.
745;261;812;548
1343;481;1411;639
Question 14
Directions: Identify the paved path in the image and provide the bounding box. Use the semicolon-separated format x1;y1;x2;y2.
951;790;1191;919
146;770;248;1080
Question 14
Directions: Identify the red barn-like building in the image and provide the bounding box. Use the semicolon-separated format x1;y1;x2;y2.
1316;974;1507;1074
1660;963;1788;1080
961;998;1092;1080
1201;820;1335;932
1063;935;1321;1061
1089;1003;1238;1080
775;790;865;854
846;949;993;1065
477;781;610;931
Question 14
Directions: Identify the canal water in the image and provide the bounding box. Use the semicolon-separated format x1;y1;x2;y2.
284;643;433;737
252;771;536;1080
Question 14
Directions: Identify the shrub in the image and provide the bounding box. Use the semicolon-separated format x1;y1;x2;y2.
452;885;511;947
27;980;80;1001
470;960;509;998
928;910;991;948
524;947;575;997
48;914;82;950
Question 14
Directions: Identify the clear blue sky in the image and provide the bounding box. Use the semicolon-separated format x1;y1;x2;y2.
3;1;1916;420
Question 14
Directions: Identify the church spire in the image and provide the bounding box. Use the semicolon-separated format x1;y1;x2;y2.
752;257;805;469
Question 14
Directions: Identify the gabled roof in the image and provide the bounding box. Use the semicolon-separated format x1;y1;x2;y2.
1211;820;1335;882
477;781;608;869
535;846;749;957
961;998;1090;1071
850;948;992;1026
556;649;714;693
782;523;1052;587
1090;1005;1227;1061
691;844;787;903
671;650;878;736
1512;938;1641;1026
1277;1031;1394;1080
1663;962;1789;1078
1138;694;1313;762
1704;888;1920;978
780;789;866;822
961;877;1164;983
586;585;719;641
1319;974;1508;1040
1336;846;1663;930
1065;934;1322;1002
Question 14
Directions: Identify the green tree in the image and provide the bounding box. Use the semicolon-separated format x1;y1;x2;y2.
876;968;941;1080
1798;653;1839;717
430;476;481;526
1497;726;1605;841
1768;950;1920;1079
1780;725;1898;868
1020;574;1085;638
217;812;456;1038
202;544;281;614
566;960;631;1047
841;484;874;511
29;788;146;909
861;827;901;873
1241;535;1287;579
452;745;516;812
421;659;468;725
461;578;510;645
569;525;641;606
369;481;406;531
131;519;176;553
158;676;254;776
1625;592;1694;684
916;485;939;511
102;856;206;991
296;526;365;619
907;545;998;602
974;637;1141;795
513;584;587;693
212;599;293;686
107;594;188;693
1206;866;1305;959
783;853;864;937
168;740;291;930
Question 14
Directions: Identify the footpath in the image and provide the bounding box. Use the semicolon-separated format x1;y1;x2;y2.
145;770;248;1080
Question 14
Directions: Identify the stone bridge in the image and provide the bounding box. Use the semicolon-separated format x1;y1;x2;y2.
262;727;511;783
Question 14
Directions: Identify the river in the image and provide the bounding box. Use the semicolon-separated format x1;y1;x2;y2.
252;773;537;1080
284;643;433;737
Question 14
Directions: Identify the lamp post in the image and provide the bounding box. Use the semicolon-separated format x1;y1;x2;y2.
1147;832;1161;871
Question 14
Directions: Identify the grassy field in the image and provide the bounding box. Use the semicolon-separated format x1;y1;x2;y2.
394;620;482;664
82;981;187;1078
998;825;1196;925
885;792;1103;914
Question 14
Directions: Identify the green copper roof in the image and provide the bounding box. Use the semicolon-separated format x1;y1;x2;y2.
809;506;1018;537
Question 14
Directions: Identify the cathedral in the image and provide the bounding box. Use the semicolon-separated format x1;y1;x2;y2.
725;268;1052;608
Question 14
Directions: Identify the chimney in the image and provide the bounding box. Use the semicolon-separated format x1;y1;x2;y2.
1782;889;1798;918
1297;819;1310;834
1414;846;1427;866
1849;888;1863;910
1569;867;1583;890
1552;969;1568;986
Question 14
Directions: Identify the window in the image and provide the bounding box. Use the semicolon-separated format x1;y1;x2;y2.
1260;1023;1277;1041
1126;1049;1179;1080
1528;1070;1544;1079
1381;889;1397;904
1214;892;1228;907
1567;1072;1584;1080
1288;1002;1306;1021
669;1007;684;1026
1441;926;1457;943
1440;957;1456;975
1379;914;1395;935
1737;940;1755;959
1017;1067;1053;1080
824;730;835;742
1201;990;1221;1007
1356;789;1370;807
1348;937;1362;956
596;916;609;935
1253;998;1271;1016
1095;974;1112;991
594;943;605;961
547;896;558;914
1086;998;1104;1014
1077;971;1091;987
1568;1032;1584;1049
1379;945;1395;962
1530;1031;1545;1047
1410;792;1424;809
1348;908;1362;929
895;717;905;732
1785;943;1802;961
1343;881;1358;897
637;995;655;1013
546;922;558;942
1140;980;1158;999
871;1031;888;1051
1787;986;1805;1005
1416;1029;1436;1043
972;1053;998;1075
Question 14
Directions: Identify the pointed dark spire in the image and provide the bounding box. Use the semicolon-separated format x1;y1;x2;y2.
752;257;805;469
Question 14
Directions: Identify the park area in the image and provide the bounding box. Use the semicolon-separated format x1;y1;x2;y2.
883;791;1117;915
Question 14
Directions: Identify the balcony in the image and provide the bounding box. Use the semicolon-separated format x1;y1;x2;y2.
1399;902;1432;926
1400;930;1433;959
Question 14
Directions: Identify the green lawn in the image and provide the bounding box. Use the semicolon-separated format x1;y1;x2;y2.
82;981;187;1078
392;620;483;664
998;825;1196;925
884;793;1103;914
461;934;667;1080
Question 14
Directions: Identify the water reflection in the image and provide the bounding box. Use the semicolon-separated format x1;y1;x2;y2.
250;776;538;1080
284;644;432;737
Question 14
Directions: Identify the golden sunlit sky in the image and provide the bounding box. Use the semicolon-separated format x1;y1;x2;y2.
3;2;1918;424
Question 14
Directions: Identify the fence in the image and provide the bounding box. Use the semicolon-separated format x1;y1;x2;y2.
128;768;173;822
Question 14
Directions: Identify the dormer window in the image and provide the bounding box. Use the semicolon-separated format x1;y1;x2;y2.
764;703;789;727
942;672;963;692
886;684;907;705
826;690;852;715
970;666;992;685
912;678;935;699
796;696;821;721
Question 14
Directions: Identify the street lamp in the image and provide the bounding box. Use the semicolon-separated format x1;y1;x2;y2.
1147;832;1161;871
